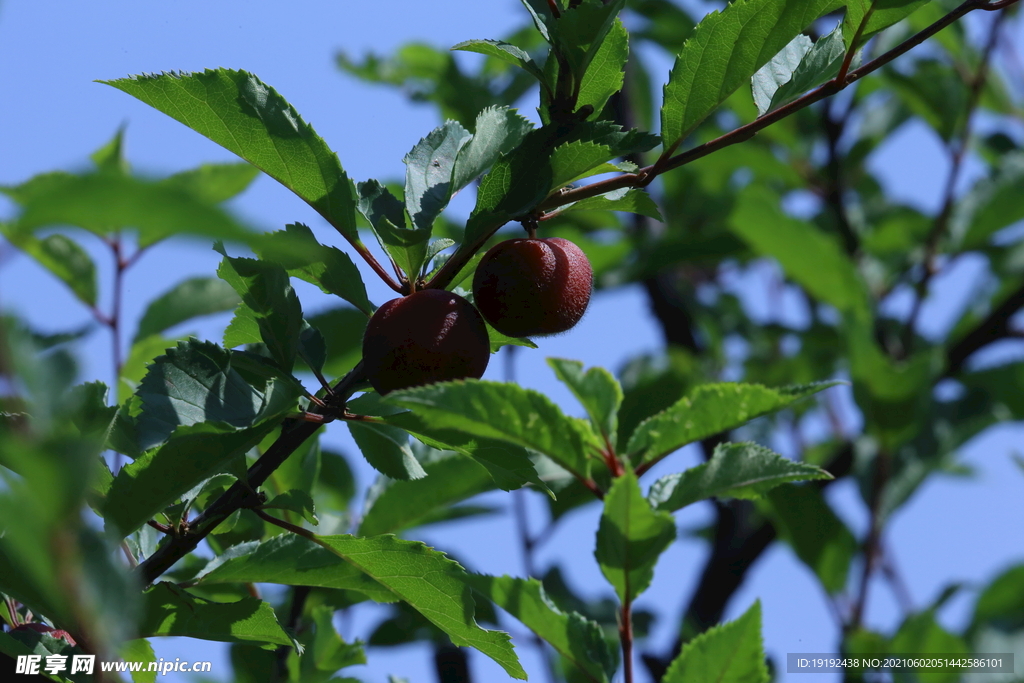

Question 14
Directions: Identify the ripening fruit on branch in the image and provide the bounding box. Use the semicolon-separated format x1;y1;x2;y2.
472;237;593;338
362;288;490;395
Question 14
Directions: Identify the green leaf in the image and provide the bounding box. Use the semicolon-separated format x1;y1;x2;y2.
0;227;97;306
847;318;936;451
297;321;327;375
346;394;427;481
102;69;360;242
548;358;622;445
384;409;554;498
91;125;128;172
884;59;967;142
465;574;617;683
316;534;526;679
764;21;848;114
386;379;593;482
4;171;259;248
560;187;663;221
843;0;932;48
553;0;627;85
595;469;676;603
662;600;769;683
660;0;843;152
307;306;368;378
462;127;556;246
551;141;620;188
751;34;812;116
194;534;395;603
404;119;473;230
626;381;840;466
359;450;495;536
971;564;1024;635
310;604;366;671
217;254;304;373
119;639;158;683
890;610;970;683
576;18;629;119
264;489;319;526
161;162;261;204
357;179;430;279
223;303;261;348
955;152;1024;249
139;582;292;647
763;484;856;593
256;223;372;315
728;185;869;319
569;121;660;157
451;106;534;196
134;277;240;344
134;338;300;450
451;39;548;85
648;442;832;512
103;421;277;537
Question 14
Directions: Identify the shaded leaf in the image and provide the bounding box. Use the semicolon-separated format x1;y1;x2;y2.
346;394;427;481
139;582;291;647
256;223;372;315
0;227;97;306
729;185;869;318
134;338;300;450
560;187;663;221
359;450;495;536
103;421;277;537
217;254;304;373
763;484;856;593
451;39;548;85
134;277;240;343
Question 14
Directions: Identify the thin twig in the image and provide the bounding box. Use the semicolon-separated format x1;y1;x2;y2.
902;8;1007;355
136;362;370;584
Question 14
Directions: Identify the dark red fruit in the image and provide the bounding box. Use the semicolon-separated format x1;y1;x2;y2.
472;237;593;338
362;289;490;395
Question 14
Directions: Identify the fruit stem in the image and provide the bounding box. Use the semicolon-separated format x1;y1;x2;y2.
522;217;539;239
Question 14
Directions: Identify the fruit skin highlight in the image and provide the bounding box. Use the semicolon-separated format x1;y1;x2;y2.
472;237;593;338
362;288;490;395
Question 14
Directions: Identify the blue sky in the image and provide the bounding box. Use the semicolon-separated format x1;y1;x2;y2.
2;1;1023;682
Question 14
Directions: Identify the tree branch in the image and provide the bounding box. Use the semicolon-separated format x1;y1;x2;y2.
540;0;1019;215
136;362;370;585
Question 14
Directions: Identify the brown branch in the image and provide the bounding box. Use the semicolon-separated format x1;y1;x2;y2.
136;362;370;585
541;0;1019;217
946;280;1024;374
903;8;1006;355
